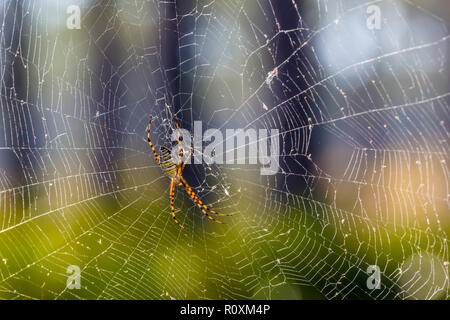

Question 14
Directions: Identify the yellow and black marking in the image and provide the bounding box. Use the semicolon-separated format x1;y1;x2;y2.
159;146;177;178
147;116;160;164
170;180;184;229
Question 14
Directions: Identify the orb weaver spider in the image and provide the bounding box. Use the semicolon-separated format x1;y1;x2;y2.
147;116;231;228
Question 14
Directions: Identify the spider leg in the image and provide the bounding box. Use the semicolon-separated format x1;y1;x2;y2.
173;117;195;175
180;177;231;222
170;180;184;229
179;147;193;174
147;116;160;165
174;117;183;165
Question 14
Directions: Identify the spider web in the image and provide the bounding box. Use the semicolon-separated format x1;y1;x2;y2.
0;0;448;300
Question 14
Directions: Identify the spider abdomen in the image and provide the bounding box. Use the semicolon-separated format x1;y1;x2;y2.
159;146;178;178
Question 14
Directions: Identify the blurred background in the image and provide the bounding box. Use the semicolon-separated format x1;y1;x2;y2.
0;0;448;299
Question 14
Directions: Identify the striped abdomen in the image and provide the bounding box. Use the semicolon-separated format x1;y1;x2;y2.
159;146;178;178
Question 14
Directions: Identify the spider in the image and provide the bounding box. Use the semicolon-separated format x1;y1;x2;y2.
147;116;231;228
